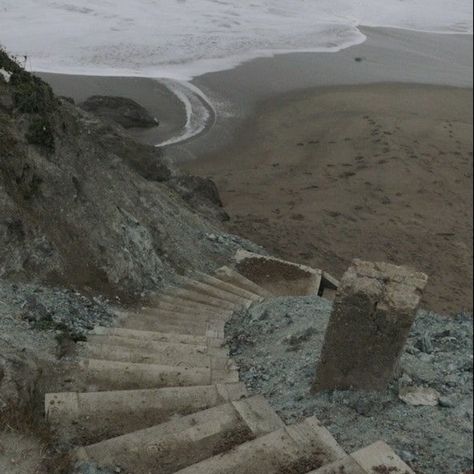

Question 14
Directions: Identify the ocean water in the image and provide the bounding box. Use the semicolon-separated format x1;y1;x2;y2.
0;0;472;80
1;0;472;146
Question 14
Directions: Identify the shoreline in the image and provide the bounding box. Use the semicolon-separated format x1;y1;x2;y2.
37;26;473;154
181;26;473;160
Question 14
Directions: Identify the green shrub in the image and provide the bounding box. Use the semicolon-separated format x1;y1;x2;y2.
0;47;24;75
26;117;55;151
11;73;56;114
1;47;57;114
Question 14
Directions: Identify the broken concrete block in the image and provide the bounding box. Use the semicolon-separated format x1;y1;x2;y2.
313;259;428;392
234;249;339;297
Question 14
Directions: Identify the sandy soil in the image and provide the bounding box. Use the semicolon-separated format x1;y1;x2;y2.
185;83;473;315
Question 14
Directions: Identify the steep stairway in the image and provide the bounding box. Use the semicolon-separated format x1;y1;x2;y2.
45;266;414;474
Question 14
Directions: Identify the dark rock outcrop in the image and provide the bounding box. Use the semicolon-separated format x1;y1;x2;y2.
169;175;230;222
80;95;159;129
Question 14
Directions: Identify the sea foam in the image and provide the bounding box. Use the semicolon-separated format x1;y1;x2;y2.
0;0;472;80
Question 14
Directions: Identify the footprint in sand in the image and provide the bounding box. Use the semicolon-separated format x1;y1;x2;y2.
339;171;357;178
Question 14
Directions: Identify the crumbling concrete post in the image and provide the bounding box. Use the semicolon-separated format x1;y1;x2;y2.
313;259;428;392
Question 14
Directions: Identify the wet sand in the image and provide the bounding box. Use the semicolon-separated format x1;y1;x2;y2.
182;26;473;158
185;83;473;315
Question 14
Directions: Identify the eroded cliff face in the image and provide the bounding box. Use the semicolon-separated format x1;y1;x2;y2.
0;50;238;300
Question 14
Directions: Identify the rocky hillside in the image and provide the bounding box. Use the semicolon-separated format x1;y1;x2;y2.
0;50;250;301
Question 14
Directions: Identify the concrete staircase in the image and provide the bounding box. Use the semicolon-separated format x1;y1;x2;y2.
45;266;414;474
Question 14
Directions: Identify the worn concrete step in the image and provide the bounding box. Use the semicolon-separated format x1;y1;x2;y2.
193;271;265;302
351;441;415;474
310;441;415;474
147;301;231;318
153;294;234;314
75;358;239;391
119;314;225;338
149;300;233;317
76;395;284;474
215;266;273;298
310;455;365;474
45;383;248;445
79;342;231;369
86;335;228;357
134;306;218;321
174;416;346;474
161;286;239;311
89;327;223;348
119;316;209;336
118;310;218;330
176;276;256;307
139;304;228;321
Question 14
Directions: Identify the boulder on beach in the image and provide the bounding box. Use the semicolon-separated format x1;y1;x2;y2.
80;95;159;129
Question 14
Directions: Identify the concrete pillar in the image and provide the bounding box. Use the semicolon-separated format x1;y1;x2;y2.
313;259;428;392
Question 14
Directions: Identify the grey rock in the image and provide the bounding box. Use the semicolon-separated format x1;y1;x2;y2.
418;333;434;354
22;295;51;323
439;396;457;408
400;450;416;463
352;399;373;417
418;353;434;363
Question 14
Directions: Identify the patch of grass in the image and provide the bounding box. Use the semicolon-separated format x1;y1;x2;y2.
26;117;55;151
11;72;56;114
0;47;24;75
1;47;58;153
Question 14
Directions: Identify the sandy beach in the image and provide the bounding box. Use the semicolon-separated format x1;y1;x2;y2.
185;83;473;314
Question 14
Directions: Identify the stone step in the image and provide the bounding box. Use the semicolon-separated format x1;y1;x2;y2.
193;271;265;302
119;316;209;336
79;342;231;369
153;294;234;314
86;335;228;357
75;395;284;474
310;456;365;474
351;441;415;474
89;327;223;348
214;266;273;298
147;301;230;318
177;276;256;307
174;416;346;474
139;306;226;322
161;286;239;311
118;309;219;329
119;315;225;338
45;383;248;445
309;441;415;474
75;358;239;391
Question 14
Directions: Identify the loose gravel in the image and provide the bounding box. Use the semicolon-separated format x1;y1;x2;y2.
227;296;473;474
